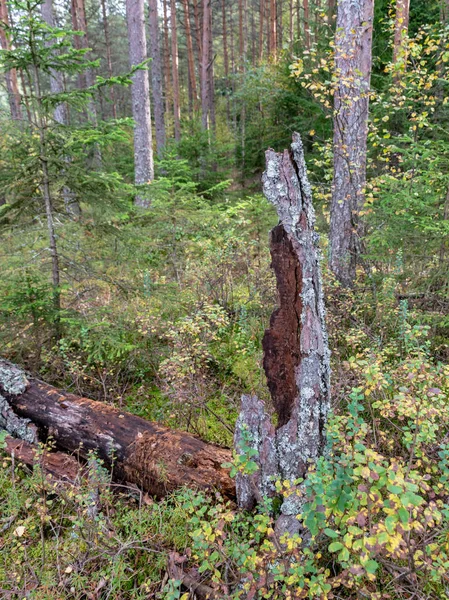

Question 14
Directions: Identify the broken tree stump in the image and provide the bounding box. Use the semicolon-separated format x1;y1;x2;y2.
234;133;331;534
0;359;235;500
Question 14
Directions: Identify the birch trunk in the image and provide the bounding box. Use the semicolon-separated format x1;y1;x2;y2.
126;0;154;207
329;0;374;287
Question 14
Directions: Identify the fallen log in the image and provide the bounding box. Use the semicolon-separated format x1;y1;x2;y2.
0;360;235;500
2;435;83;483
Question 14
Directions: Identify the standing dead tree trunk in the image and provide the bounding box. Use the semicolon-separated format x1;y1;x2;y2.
234;133;331;535
0;359;234;499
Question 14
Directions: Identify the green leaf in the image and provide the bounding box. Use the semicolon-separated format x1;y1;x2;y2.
324;528;339;538
365;559;379;574
328;542;344;553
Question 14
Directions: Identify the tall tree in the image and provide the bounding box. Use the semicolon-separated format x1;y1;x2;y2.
329;0;374;287
170;0;181;141
70;0;97;122
269;0;277;55
126;0;154;206
392;0;410;70
208;0;215;131
259;0;264;60
0;0;21;120
148;0;166;155
182;0;199;112
201;0;211;130
99;0;117;119
162;0;171;118
303;0;310;49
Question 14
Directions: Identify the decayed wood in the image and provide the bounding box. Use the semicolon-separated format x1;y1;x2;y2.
234;133;330;534
3;436;83;483
0;360;234;500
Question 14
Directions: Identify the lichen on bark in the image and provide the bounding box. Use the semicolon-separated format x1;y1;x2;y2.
0;360;37;443
234;133;331;534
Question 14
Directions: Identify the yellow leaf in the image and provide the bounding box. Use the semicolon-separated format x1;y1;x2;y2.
13;526;26;537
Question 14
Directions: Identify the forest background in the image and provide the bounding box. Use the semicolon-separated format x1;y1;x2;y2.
0;0;449;597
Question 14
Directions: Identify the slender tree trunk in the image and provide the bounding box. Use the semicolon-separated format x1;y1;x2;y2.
170;0;181;141
28;26;61;322
392;0;410;71
329;0;374;287
259;0;264;60
100;0;117;119
251;0;256;65
192;0;202;60
277;0;283;50
269;0;277;56
289;0;294;46
149;0;166;156
182;0;199;113
208;0;216;131
239;0;244;70
70;0;97;121
0;0;21;120
222;0;230;119
162;0;172;119
126;0;154;207
201;0;211;130
303;0;310;49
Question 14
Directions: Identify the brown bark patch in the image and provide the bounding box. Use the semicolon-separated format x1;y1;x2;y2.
262;224;303;427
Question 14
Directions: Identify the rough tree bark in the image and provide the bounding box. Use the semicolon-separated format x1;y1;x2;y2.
148;0;166;156
0;360;234;499
0;0;22;121
201;0;211;130
100;0;117;119
234;133;331;535
329;0;374;287
126;0;154;207
182;0;199;115
170;0;181;141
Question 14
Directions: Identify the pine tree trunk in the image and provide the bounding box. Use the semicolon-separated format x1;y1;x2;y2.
149;0;166;156
269;0;277;56
201;0;211;130
162;0;172;119
392;0;410;71
170;0;181;141
208;0;216;132
259;0;264;60
222;0;230;119
0;0;21;121
100;0;117;119
329;0;374;287
126;0;154;206
70;0;97;123
182;0;199;113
